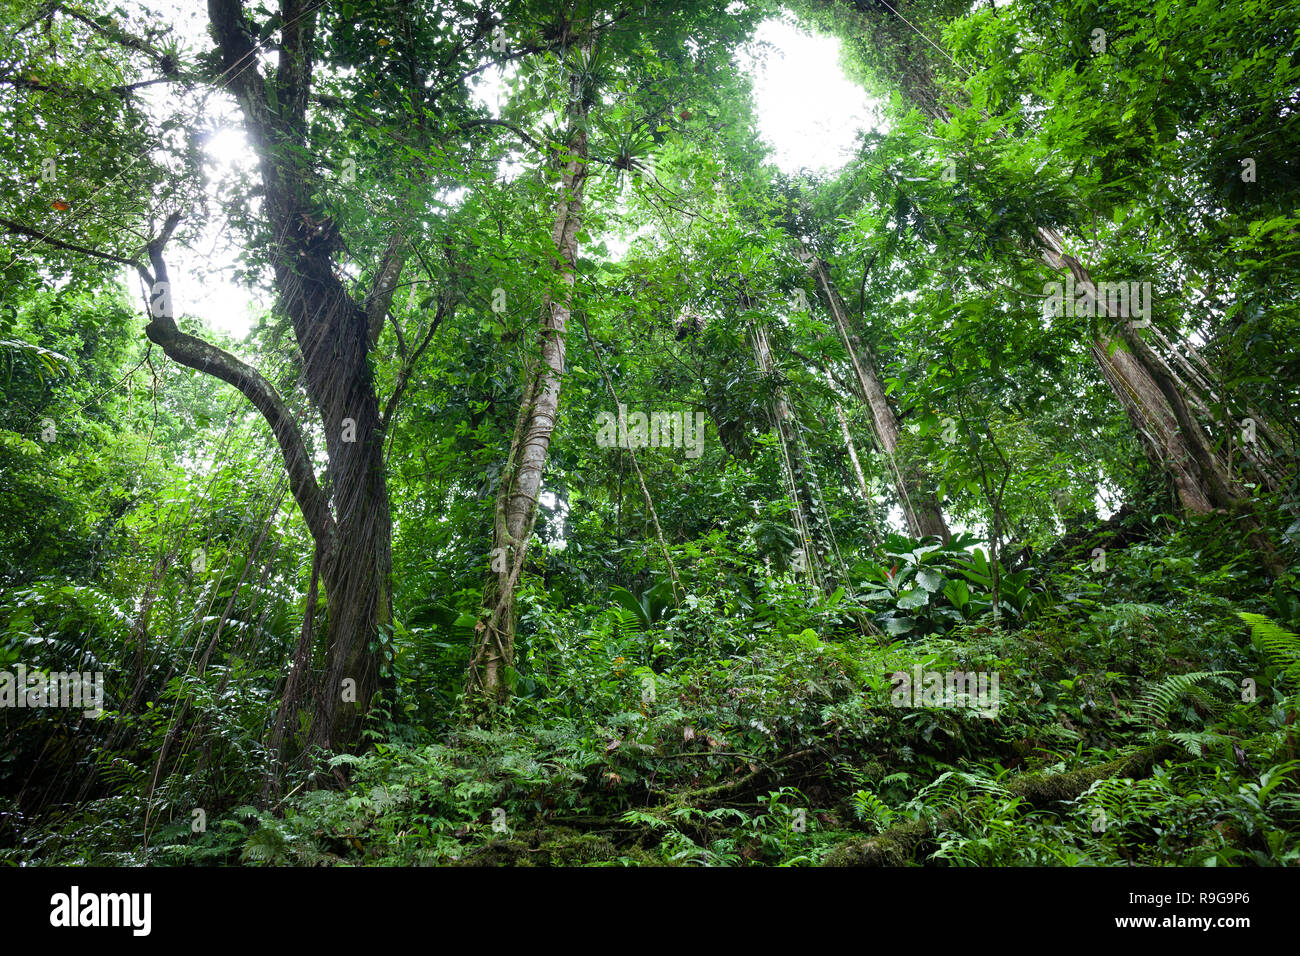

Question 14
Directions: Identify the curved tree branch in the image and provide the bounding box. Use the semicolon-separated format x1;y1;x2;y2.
139;214;335;546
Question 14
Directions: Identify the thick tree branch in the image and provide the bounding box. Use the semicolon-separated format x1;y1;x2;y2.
51;1;179;75
0;71;180;98
139;215;335;546
207;0;281;186
366;232;408;346
145;318;335;545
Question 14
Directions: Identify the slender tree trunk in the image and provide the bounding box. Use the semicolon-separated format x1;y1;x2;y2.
468;49;592;705
811;256;951;541
750;308;824;584
828;369;870;498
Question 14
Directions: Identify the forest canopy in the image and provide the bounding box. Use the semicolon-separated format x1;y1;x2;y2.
1;0;1298;873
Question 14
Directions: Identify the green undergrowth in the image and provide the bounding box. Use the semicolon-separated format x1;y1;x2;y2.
7;515;1299;866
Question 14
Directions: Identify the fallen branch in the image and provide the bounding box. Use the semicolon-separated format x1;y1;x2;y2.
651;747;826;806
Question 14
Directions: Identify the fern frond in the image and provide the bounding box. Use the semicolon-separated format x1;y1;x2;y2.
1168;730;1229;759
241;826;289;865
1134;671;1225;727
1239;613;1300;668
852;789;894;831
1239;613;1300;705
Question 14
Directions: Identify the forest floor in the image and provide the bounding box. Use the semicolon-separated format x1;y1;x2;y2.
6;506;1299;866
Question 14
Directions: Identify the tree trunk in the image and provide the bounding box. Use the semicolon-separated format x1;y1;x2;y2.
1035;229;1244;512
827;369;870;498
750;308;824;585
313;398;393;751
1090;337;1213;512
206;0;397;749
468;49;592;706
812;256;951;541
814;0;1259;523
1044;239;1279;569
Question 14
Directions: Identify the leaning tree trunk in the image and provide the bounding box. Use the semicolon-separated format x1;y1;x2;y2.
1090;337;1213;513
811;256;951;541
1035;229;1244;513
468;53;592;706
814;0;1259;523
1040;233;1280;569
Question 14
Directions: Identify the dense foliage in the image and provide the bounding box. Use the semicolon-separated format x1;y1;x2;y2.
1;0;1297;867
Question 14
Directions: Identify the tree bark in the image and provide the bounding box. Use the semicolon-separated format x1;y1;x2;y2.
1090;337;1213;512
468;46;593;706
812;256;951;541
208;0;397;749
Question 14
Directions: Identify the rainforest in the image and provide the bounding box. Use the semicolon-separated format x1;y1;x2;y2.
0;0;1298;885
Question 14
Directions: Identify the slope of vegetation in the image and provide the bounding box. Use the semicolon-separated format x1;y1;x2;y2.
1;0;1297;867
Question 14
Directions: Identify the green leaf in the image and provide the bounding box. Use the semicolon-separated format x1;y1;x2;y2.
915;568;944;592
897;588;930;609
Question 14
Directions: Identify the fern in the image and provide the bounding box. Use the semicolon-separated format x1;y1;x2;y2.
1239;612;1300;707
621;808;671;829
241;825;290;865
1134;671;1226;728
917;770;1010;802
611;607;644;640
852;789;894;831
1078;775;1172;834
94;753;146;795
1168;730;1230;759
241;818;328;866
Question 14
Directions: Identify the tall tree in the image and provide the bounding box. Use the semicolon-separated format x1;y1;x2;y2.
0;0;548;749
464;0;768;704
469;29;596;706
802;0;1272;526
810;254;950;541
